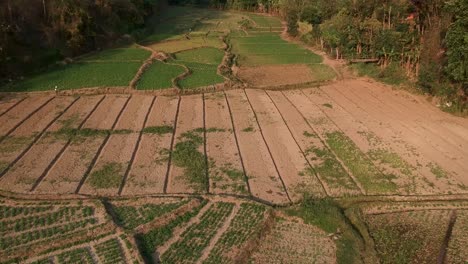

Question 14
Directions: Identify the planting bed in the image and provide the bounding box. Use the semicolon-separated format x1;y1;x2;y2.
167;94;206;194
204;93;248;195
124;96;178;195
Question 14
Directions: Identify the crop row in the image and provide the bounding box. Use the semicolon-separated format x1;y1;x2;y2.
56;247;95;264
0;206;94;233
0;218;97;250
136;199;208;263
204;203;267;264
95;238;126;264
161;202;235;263
0;205;54;218
114;200;189;229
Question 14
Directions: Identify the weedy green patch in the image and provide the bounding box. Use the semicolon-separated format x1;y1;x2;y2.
242;126;254;132
305;146;359;191
0;136;33;153
326;131;397;194
427;162;449;179
142;126;174;135
285;197;364;264
88;162;123;189
322;103;333;108
172;129;207;192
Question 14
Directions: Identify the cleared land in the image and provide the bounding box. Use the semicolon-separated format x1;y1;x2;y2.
0;80;466;201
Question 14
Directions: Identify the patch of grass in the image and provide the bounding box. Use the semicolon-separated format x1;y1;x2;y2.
221;167;244;181
178;62;224;89
368;149;415;177
172;129;207;192
137;61;185;90
142;125;174;135
427;162;448;179
309;64;336;82
306;146;359;191
175;47;224;65
88;162;123;189
0;136;33;153
206;127;226;133
148;37;223;53
350;63;408;86
285;197;364;264
247;14;283;28
80;48;151;62
1;62;141;92
0;161;8;173
303;131;317;138
326;131;397;193
242;127;254;132
322;103;333;108
135;199;208;264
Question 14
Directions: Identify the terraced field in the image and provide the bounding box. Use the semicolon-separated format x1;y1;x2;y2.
0;6;467;264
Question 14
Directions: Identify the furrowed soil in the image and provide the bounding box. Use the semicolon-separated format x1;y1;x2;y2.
204;92;248;195
225;89;290;204
167;94;206;194
124;96;179;195
35;95;129;194
80;96;153;195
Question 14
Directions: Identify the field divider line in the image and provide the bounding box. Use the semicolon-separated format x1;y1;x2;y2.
163;96;182;194
223;91;252;197
118;96;156;195
265;90;329;197
75;95;132;194
30;95;107;192
0;96;55;145
30;95;106;192
243;89;292;204
0;97;78;179
0;97;27;118
437;210;457;264
203;93;210;195
282;90;365;195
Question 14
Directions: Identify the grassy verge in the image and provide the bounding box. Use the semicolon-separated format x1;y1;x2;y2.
309;64;336;82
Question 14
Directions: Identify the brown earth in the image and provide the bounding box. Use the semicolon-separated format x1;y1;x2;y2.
0;96;25;116
124;96;179;195
237;64;315;87
225;89;290;204
167;94;205;194
204;92;248;195
0;81;466;204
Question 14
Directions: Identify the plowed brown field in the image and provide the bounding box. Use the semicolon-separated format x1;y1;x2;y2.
1;79;467;204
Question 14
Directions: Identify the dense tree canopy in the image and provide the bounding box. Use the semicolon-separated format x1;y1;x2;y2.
0;0;165;79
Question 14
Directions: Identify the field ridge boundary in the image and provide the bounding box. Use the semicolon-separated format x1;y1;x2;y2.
164;96;182;193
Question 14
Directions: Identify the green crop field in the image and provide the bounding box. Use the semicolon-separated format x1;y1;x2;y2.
178;62;224;89
137;61;186;90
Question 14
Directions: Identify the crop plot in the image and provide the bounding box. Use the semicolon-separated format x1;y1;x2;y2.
250;216;336;263
167;94;207;193
204;203;268;263
124;96;178;195
447;210;468;263
364;210;453;263
137;61;185;90
149;36;223;54
0;199;108;263
225;89;290;204
1;47;150;92
160;202;235;263
204;93;248;195
35;95;129;194
244;89;315;202
266;90;357;197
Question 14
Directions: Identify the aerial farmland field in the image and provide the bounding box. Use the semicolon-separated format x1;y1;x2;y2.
0;4;467;264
